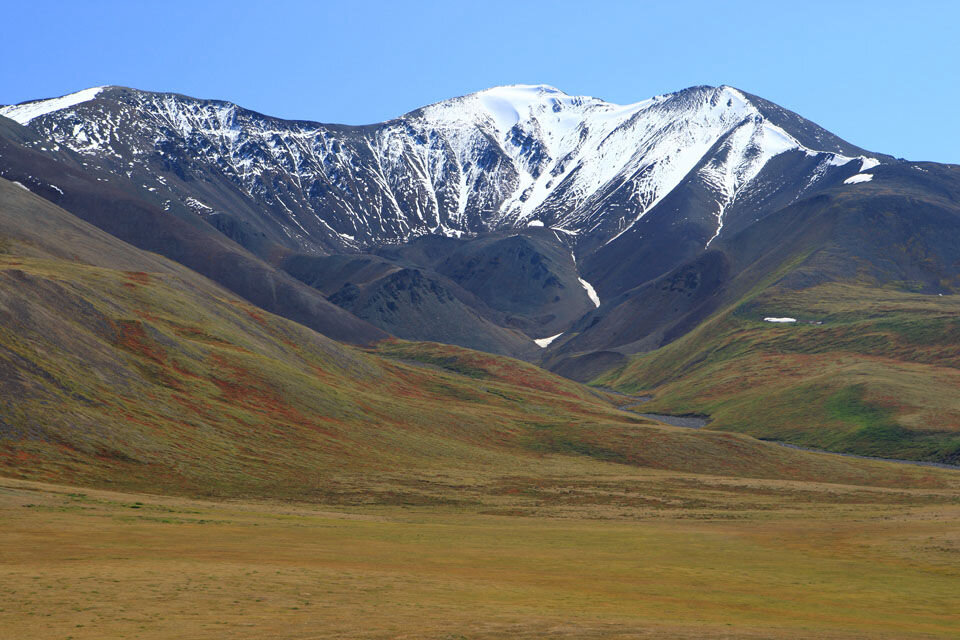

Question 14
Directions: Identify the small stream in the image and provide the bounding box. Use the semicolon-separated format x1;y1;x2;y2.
595;386;959;470
770;442;960;471
635;413;710;429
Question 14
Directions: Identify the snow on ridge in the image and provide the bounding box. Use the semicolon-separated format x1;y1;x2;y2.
764;317;797;323
0;87;107;124
844;173;874;184
15;83;884;251
701;117;803;248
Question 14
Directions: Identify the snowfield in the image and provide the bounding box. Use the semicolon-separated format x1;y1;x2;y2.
1;87;106;125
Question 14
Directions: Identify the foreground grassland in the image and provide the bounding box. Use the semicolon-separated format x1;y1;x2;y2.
1;472;958;640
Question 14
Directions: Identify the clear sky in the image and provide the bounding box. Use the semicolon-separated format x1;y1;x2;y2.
2;1;957;162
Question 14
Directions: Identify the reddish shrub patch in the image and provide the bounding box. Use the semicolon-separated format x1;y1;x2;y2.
124;271;151;286
116;320;166;365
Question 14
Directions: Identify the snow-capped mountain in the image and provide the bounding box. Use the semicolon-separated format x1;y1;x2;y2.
3;81;958;375
0;84;883;255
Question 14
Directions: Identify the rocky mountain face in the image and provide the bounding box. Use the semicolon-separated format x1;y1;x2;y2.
3;83;957;372
1;84;883;255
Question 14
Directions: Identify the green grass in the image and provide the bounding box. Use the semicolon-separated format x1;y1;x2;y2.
597;283;960;463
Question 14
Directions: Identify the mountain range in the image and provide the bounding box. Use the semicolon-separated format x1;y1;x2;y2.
1;83;958;464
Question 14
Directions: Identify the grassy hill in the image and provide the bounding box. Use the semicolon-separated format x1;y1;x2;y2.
596;282;960;463
1;176;952;498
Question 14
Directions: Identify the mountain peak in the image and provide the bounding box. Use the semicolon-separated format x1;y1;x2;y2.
478;83;566;95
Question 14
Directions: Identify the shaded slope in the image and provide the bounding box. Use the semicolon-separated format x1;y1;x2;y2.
281;228;595;357
281;252;539;358
429;230;596;336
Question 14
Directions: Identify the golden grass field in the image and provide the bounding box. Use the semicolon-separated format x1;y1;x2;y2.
2;459;958;640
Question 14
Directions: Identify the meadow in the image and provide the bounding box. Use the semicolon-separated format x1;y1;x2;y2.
2;464;958;640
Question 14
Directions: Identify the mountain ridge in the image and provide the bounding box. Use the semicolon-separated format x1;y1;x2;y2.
0;83;888;256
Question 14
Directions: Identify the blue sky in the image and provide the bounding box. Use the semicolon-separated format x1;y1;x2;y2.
2;1;957;162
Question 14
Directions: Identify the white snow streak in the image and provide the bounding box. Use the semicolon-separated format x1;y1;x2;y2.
764;317;797;323
534;332;563;348
578;277;601;307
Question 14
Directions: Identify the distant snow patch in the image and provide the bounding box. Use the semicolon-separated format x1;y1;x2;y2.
844;173;874;184
578;277;601;307
764;317;797;323
184;197;213;211
534;332;563;348
859;157;881;172
527;219;544;227
11;181;30;191
0;87;106;124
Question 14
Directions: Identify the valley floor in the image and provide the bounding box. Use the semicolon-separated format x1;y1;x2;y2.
2;468;958;639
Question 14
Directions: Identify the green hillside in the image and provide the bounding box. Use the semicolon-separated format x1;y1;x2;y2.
597;282;960;463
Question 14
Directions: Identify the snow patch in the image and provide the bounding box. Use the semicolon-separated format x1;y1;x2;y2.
844;173;874;184
11;181;30;192
184;197;213;211
859;157;881;172
764;317;797;323
534;332;563;348
526;219;544;227
578;277;601;307
0;87;106;124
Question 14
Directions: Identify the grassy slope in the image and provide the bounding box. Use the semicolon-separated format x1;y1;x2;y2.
0;177;952;496
597;282;960;463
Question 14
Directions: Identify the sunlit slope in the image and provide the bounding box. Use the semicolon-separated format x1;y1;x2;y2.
598;282;960;463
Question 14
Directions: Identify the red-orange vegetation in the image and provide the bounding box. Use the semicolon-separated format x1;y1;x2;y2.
124;271;151;286
207;353;336;435
115;320;166;365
